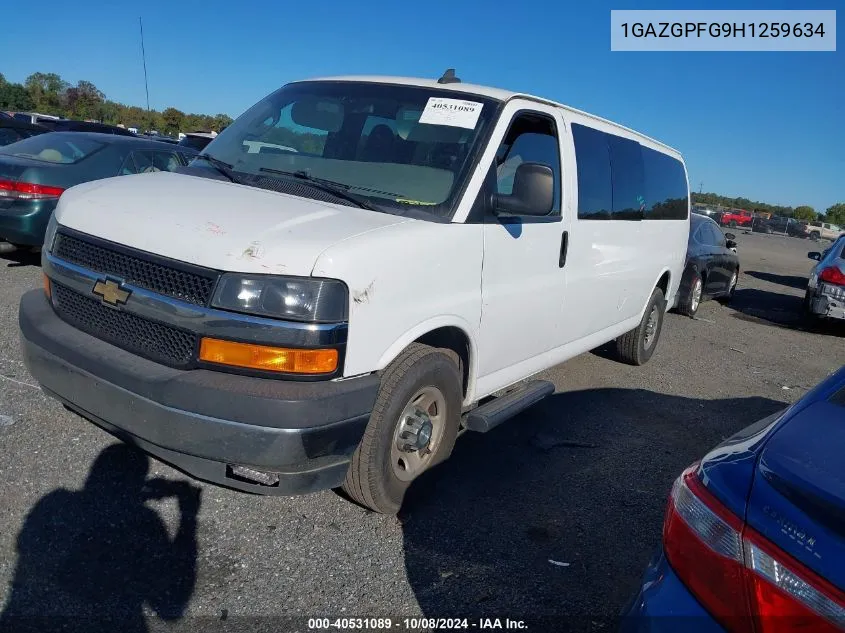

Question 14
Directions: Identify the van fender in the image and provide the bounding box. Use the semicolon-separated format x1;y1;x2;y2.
375;315;479;405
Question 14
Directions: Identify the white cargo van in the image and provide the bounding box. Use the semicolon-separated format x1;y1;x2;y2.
21;73;690;513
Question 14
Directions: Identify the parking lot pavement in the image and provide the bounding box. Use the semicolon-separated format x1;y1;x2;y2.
0;235;842;630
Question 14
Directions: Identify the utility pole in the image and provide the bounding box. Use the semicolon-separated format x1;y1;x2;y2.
699;181;703;194
139;17;151;130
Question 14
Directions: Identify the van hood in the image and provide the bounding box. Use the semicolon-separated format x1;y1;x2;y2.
54;172;411;276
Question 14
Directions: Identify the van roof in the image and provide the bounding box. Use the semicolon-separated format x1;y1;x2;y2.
301;75;681;157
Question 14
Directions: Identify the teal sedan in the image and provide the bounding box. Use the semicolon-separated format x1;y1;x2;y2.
0;132;196;250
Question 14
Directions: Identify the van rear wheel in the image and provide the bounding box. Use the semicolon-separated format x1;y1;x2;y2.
616;288;666;366
341;343;461;514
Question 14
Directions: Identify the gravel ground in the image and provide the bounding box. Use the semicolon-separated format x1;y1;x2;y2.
0;231;842;632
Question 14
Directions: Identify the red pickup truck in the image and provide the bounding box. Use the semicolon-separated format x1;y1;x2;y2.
719;209;753;228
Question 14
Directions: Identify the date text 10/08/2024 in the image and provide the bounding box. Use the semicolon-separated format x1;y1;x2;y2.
308;618;529;630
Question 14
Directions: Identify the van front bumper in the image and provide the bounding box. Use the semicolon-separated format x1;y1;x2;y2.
19;289;379;495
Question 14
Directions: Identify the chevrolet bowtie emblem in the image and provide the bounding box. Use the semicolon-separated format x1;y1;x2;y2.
92;279;130;306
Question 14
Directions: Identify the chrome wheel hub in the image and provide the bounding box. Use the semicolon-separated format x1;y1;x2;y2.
692;279;702;312
643;306;659;349
396;412;433;452
390;386;446;482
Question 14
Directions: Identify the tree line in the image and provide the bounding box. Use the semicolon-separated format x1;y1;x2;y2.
692;192;844;224
0;71;232;136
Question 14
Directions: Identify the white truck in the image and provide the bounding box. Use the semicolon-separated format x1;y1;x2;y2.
809;221;843;242
21;72;690;513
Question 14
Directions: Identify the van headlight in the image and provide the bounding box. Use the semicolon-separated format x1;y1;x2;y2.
211;274;348;322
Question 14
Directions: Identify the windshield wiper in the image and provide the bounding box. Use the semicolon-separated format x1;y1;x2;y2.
258;168;381;212
194;154;242;184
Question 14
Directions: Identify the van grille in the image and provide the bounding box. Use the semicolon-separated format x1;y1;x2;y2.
53;232;218;306
52;283;198;368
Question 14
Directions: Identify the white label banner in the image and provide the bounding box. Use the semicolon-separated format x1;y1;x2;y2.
611;10;836;51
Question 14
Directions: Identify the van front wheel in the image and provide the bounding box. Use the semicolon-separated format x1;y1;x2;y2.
341;343;462;514
616;288;666;366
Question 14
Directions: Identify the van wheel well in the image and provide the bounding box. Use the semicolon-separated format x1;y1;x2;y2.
414;327;470;398
656;271;670;297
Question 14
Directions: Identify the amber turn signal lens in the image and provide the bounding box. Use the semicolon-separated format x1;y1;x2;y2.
199;338;338;374
43;273;51;298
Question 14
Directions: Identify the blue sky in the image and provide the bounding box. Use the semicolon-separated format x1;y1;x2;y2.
0;0;841;211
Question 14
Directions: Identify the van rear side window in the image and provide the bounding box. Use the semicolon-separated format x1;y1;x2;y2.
642;146;688;220
572;123;688;221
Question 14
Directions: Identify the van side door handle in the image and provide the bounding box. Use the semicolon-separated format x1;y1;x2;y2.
559;231;569;268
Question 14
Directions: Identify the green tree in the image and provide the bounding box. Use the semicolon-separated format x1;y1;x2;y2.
62;80;106;120
825;203;845;225
162;107;185;135
0;82;35;110
211;113;233;132
793;206;816;222
24;72;68;113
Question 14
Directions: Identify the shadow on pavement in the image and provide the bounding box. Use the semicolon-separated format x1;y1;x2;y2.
1;250;41;268
401;388;785;630
744;270;808;290
730;288;844;336
729;287;804;327
0;443;201;633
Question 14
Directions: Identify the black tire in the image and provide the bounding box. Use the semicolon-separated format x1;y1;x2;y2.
677;268;702;317
719;268;738;304
341;343;462;514
810;231;821;241
802;288;821;328
616;288;666;366
803;288;813;312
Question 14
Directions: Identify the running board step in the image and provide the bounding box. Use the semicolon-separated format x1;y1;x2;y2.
463;380;555;433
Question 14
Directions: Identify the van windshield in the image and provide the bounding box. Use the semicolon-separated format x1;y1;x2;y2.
196;81;499;219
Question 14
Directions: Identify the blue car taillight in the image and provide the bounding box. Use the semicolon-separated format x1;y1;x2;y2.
663;465;845;633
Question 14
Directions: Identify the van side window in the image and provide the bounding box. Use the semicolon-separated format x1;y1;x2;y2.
495;113;561;214
642;146;688;220
607;135;645;220
572;123;612;219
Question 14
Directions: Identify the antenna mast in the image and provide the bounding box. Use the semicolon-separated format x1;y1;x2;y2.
139;17;151;114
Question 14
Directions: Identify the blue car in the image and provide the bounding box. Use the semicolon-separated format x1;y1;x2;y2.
623;366;845;632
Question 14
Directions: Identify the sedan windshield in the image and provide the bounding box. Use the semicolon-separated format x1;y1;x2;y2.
196;81;499;218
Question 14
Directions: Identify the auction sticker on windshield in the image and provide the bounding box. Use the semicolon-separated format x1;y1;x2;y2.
419;98;483;129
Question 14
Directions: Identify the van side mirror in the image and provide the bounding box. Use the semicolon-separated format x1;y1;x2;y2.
492;162;554;217
808;252;821;261
724;232;736;240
